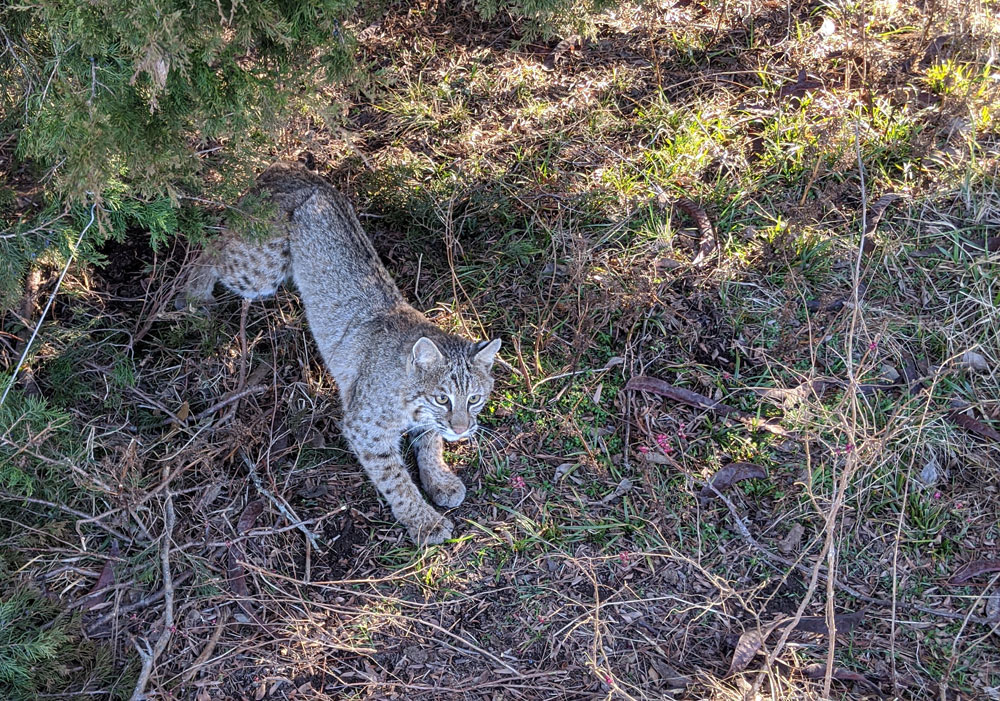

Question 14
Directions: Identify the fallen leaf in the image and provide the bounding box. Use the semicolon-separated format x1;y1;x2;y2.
626;376;793;438
864;193;902;235
948;559;1000;585
727;613;862;676
801;664;868;682
860;193;903;255
792;612;863;636
596;478;633;505
921;34;952;66
229;500;265;599
237;499;265;534
673;198;716;266
946;406;1000;442
777;69;822;99
227;548;249;597
961;351;990;373
918;456;941;487
727;627;766;675
778;523;805;555
627;376;739;415
80;541;119;610
805;297;846;313
554;462;575;482
700;463;767;501
818;16;836;37
911;235;1000;258
542;35;583;70
758;380;828;409
987;593;1000;622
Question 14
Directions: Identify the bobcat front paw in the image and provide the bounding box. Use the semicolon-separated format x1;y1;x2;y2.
406;512;454;546
425;475;466;508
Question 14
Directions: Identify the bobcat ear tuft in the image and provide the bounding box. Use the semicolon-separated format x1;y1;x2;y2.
412;337;443;369
472;338;502;367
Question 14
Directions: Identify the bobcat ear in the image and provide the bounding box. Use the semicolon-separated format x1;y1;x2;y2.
411;337;443;369
472;338;502;368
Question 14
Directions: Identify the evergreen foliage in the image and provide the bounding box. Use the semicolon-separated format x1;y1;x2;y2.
0;0;615;309
1;0;359;309
0;586;122;699
0;388;89;499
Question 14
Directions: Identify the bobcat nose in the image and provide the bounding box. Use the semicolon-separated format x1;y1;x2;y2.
451;414;470;434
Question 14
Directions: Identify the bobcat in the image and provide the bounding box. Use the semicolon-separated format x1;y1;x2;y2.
179;162;500;545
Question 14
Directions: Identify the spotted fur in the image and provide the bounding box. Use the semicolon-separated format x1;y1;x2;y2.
179;162;501;545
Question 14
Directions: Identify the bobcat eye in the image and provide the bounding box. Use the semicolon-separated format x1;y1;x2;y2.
468;394;481;405
434;394;450;407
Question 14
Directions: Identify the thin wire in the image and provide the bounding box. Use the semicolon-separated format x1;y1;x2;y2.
0;202;97;408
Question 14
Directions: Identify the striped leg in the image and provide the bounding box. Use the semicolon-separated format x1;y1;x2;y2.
412;431;466;508
343;416;453;545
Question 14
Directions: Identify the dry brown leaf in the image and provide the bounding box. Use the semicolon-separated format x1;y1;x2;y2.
673;198;716;267
228;500;265;598
986;593;1000;622
911;235;1000;258
626;375;793;437
542;35;583;70
948;559;1000;585
946;406;1000;442
961;351;990;373
778;523;805;555
792;612;863;636
777;69;822;99
237;499;265;534
80;541;119;611
700;463;767;501
801;664;868;682
727;627;767;675
758;380;828;409
627;375;739;415
727;613;862;676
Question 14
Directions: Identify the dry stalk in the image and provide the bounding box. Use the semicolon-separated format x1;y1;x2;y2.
241;449;320;550
129;468;177;700
0;203;97;407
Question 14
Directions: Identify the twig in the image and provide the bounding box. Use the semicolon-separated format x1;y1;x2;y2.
157;384;269;427
86;571;193;635
179;609;228;683
240;449;320;550
710;482;995;625
1;203;97;408
0;491;132;542
129;473;177;700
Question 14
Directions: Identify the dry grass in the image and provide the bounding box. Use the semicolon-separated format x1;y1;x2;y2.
2;0;1000;698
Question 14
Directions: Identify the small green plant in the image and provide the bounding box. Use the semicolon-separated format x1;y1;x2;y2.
0;587;121;700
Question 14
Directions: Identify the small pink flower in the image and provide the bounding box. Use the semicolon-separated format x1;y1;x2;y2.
638;445;649;455
869;341;877;351
933;491;942;499
655;434;673;453
723;371;732;380
604;674;614;685
509;475;526;490
538;615;546;623
618;551;631;565
954;501;964;509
